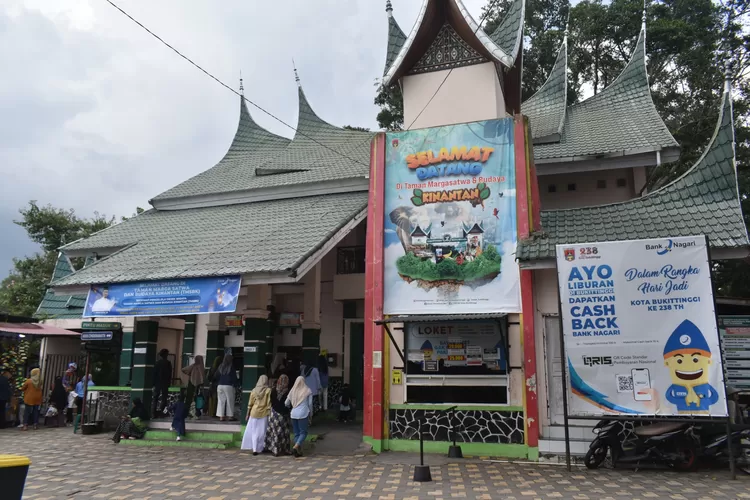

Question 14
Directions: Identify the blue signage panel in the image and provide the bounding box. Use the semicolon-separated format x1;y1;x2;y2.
81;331;113;341
83;276;242;317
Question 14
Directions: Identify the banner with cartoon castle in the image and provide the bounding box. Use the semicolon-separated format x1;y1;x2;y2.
556;236;728;417
383;119;520;315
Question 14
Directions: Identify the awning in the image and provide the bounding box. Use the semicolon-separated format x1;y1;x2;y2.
0;323;80;337
375;313;507;325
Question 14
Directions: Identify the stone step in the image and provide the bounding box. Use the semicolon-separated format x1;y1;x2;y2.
119;439;232;449
143;430;239;442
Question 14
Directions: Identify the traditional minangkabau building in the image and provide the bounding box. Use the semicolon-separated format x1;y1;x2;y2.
43;0;746;457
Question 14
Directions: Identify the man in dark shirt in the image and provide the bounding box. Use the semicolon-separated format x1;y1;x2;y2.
0;368;12;429
152;349;172;417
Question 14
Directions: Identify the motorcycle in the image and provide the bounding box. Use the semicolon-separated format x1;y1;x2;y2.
694;424;750;475
584;420;699;470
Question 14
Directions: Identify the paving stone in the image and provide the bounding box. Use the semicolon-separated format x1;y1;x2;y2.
1;427;748;499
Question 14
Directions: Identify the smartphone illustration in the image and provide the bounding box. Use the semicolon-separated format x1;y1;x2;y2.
632;368;652;401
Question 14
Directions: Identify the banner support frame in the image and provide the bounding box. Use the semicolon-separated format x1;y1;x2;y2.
554;261;573;472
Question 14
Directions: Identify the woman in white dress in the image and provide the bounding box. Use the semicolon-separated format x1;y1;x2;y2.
241;375;272;454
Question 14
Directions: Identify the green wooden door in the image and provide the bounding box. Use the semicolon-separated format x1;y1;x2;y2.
348;322;365;405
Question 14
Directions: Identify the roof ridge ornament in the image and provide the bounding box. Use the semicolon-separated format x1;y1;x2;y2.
239;71;244;96
386;0;393;17
293;59;301;87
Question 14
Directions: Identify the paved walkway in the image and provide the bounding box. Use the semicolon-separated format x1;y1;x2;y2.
1;427;748;499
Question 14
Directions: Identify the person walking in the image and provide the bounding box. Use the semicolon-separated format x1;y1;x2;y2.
20;368;43;430
286;376;313;457
170;392;188;442
48;376;68;427
152;349;172;417
318;355;329;412
300;361;321;421
207;355;222;418
265;374;291;456
214;354;237;421
62;362;77;391
181;355;205;418
241;375;272;455
0;368;12;429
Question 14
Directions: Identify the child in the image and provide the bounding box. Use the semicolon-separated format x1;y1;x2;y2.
66;389;77;425
338;384;352;423
170;393;188;441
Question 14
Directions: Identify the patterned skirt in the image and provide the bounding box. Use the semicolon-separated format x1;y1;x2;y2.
265;409;291;456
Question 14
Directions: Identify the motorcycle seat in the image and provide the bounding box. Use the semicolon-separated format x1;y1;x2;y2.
634;422;685;437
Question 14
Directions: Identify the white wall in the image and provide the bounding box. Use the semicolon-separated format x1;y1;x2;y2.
319;282;344;378
538;168;637;210
403;62;507;130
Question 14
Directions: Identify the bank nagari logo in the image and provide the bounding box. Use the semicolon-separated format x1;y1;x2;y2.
564;248;575;262
582;355;613;366
645;239;673;255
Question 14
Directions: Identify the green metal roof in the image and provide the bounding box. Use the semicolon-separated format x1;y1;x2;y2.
487;0;525;60
384;13;407;77
517;90;748;261
52;191;368;286
521;38;567;143
36;253;86;319
532;27;678;161
151;89;372;203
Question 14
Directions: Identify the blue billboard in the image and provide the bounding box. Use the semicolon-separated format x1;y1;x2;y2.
83;276;242;317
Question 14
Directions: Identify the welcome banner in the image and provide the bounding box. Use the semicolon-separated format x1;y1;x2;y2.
383;119;519;315
84;276;241;317
556;236;727;417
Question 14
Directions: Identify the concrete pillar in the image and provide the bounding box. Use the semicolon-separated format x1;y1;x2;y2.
181;315;196;367
302;263;321;366
131;320;158;408
119;323;135;386
241;285;271;422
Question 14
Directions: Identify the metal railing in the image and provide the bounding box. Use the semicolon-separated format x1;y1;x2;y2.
336;246;366;275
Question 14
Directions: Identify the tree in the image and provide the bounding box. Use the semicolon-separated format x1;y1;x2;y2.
374;81;404;131
0;201;122;317
343;125;371;132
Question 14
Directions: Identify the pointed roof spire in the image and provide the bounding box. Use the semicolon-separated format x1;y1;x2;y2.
383;0;516;86
383;1;407;76
293;59;301;87
488;0;526;61
239;71;244;96
521;32;567;143
518;86;748;261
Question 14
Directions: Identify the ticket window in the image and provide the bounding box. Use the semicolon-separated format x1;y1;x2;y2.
404;320;509;404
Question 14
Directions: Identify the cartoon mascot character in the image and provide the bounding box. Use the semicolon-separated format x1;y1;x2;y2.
663;319;719;414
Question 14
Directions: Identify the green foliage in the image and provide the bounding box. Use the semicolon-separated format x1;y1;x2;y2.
396;246;502;282
343;125;371;132
0;201;127;317
374;81;404;131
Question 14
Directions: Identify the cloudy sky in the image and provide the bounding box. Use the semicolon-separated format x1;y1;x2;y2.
0;0;490;278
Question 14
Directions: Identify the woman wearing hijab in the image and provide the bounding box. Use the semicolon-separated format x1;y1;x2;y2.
265;374;292;456
285;376;313;457
213;354;238;421
112;398;149;443
62;362;77;391
241;375;272;454
20;368;43;430
181;355;205;418
48;376;68;427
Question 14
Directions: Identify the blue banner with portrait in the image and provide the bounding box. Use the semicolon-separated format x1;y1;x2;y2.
83;276;242;317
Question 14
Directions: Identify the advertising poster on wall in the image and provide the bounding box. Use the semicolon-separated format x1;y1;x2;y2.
556;236;728;417
718;316;750;389
406;322;507;375
383;119;519;315
84;276;241;317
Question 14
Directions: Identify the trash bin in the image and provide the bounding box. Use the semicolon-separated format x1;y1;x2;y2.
0;455;31;500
